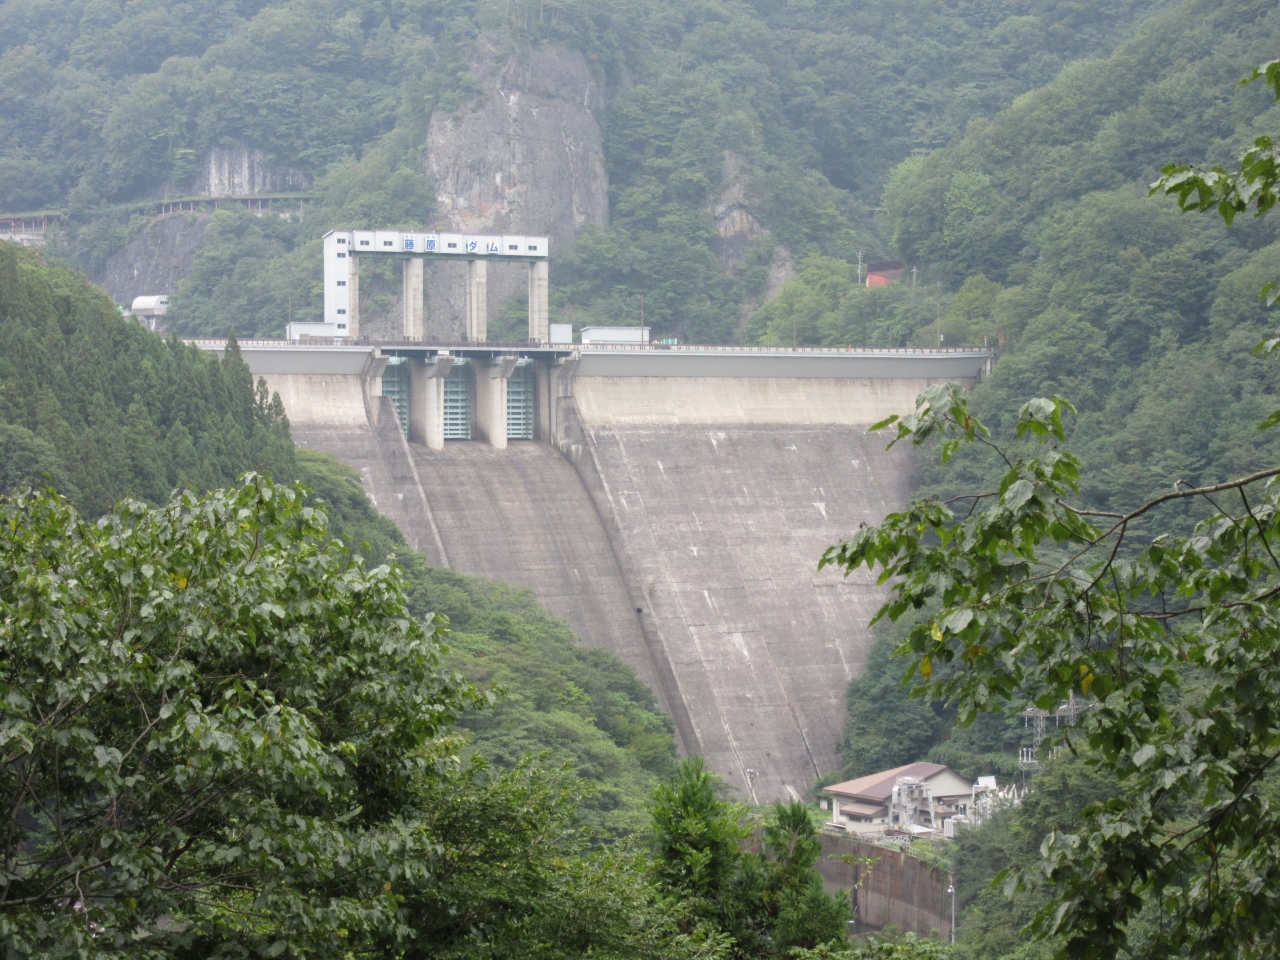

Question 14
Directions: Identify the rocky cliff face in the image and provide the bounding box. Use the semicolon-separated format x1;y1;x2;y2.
183;142;311;198
95;142;307;317
709;151;795;337
710;152;766;273
423;38;608;339
97;213;211;310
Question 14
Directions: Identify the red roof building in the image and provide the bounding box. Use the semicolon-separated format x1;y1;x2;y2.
864;260;905;288
824;762;975;835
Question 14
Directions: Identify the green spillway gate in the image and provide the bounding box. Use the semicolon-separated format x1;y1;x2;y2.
381;358;409;437
506;362;534;440
443;361;472;440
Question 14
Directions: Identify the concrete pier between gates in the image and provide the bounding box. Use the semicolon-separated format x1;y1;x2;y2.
473;356;518;449
346;253;361;339
408;355;452;449
528;261;549;343
196;340;992;803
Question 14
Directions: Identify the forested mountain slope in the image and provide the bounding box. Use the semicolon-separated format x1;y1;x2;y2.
0;243;674;834
890;0;1280;515
809;7;1280;954
1;0;1160;341
0;241;294;515
762;0;1280;516
828;0;1280;781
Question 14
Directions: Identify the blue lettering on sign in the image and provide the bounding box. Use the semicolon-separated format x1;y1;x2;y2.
404;238;415;250
426;238;437;251
487;241;500;253
467;240;478;252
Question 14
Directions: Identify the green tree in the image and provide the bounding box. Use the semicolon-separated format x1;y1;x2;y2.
0;475;716;959
650;757;771;957
0;475;482;955
651;757;754;908
392;756;730;960
763;803;850;951
949;754;1115;960
1152;58;1280;303
908;274;1002;349
789;931;953;960
0;422;74;497
650;762;851;957
0;244;295;517
821;371;1280;957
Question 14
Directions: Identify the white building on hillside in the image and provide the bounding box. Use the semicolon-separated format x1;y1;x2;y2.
823;762;977;836
130;295;170;332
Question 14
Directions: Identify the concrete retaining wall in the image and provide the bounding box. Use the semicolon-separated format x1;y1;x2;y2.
816;834;951;940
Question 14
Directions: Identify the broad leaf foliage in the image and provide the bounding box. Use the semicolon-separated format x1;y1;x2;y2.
0;477;735;960
0;476;483;956
824;382;1280;959
1152;60;1280;304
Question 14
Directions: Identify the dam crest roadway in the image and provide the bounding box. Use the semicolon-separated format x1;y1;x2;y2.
192;338;993;804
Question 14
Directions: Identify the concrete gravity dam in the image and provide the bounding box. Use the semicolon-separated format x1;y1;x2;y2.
199;339;992;803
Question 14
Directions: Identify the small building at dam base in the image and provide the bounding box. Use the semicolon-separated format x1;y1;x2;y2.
192;338;992;804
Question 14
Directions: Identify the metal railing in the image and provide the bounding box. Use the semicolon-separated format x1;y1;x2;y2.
185;337;995;357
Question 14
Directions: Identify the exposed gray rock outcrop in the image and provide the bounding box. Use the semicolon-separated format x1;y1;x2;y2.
423;38;608;339
182;142;310;198
709;151;796;337
97;213;210;309
710;151;766;273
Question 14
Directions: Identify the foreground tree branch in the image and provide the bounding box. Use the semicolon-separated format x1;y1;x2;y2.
822;381;1280;960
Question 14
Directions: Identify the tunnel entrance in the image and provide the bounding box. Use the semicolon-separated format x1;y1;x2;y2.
444;361;472;440
507;360;535;440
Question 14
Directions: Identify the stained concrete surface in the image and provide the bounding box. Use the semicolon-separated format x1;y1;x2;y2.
288;406;675;728
570;423;909;803
268;364;921;803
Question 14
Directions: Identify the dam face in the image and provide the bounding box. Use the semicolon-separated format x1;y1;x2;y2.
207;341;991;803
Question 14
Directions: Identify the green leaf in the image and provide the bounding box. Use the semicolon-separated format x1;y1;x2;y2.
1002;478;1034;511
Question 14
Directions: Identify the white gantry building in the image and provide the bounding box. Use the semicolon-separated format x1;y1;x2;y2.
290;230;550;343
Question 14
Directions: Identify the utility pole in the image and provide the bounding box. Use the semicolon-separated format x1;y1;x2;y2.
857;249;864;285
912;265;919;289
948;881;956;942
